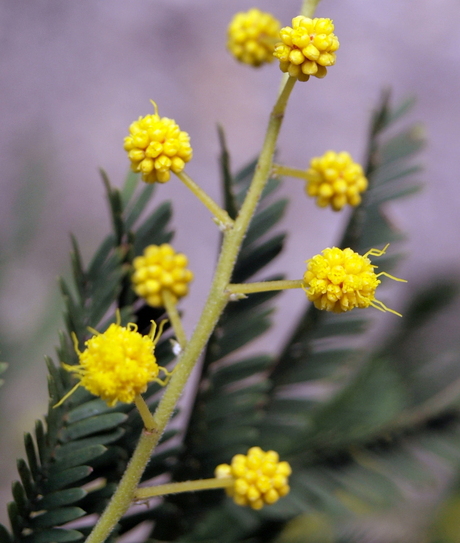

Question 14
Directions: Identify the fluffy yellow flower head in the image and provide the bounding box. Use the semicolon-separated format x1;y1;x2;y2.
306;151;368;211
132;244;193;308
227;9;281;67
215;447;291;510
60;321;165;407
124;101;192;184
303;245;406;315
274;16;339;81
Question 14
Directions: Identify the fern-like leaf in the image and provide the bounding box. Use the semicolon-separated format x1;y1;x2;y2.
1;172;178;543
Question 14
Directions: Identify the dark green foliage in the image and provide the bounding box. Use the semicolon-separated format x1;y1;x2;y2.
2;172;178;542
5;94;459;543
0;361;7;389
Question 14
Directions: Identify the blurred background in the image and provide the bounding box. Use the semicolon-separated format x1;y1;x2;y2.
0;0;459;534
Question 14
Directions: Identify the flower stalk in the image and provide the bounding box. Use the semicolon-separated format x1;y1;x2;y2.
301;0;322;17
162;289;188;349
134;477;235;501
273;164;308;180
227;279;304;295
134;394;156;431
176;171;234;228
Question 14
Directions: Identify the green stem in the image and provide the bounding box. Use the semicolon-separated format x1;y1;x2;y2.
150;74;296;435
134;395;156;431
176;171;234;229
85;428;159;543
227;279;304;295
85;74;296;543
135;477;234;500
301;0;322;17
273;164;308;180
162;289;188;349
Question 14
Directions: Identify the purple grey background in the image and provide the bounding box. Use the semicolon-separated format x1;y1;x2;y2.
1;0;459;532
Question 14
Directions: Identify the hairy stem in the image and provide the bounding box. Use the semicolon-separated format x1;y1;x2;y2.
162;289;188;349
134;395;156;431
85;428;159;543
86;75;296;543
301;0;322;17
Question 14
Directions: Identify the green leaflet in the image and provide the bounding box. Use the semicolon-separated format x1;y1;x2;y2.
0;361;7;389
66;398;113;424
41;466;93;493
22;529;83;543
37;489;87;510
28;508;86;530
59;413;128;442
51;445;107;472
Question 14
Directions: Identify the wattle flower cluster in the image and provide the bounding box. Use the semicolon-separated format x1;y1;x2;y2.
132;244;193;308
215;447;291;510
306;151;368;211
303;246;400;314
124;102;192;184
274;16;339;81
62;323;160;407
227;9;281;67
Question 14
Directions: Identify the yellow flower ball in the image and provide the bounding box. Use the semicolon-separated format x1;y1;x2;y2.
227;9;281;67
215;447;291;510
62;323;161;407
132;244;193;308
303;245;405;315
124;101;192;184
306;151;368;211
274;16;339;81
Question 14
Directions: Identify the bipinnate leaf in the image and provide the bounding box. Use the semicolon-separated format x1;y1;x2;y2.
2;170;177;542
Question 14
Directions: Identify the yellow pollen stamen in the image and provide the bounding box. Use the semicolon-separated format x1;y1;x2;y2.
303;245;406;315
149;99;159;116
54;319;170;408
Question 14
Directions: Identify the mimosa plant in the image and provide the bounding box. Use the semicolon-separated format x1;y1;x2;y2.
3;2;460;543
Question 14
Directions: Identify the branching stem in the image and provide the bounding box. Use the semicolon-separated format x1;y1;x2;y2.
85;68;299;543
